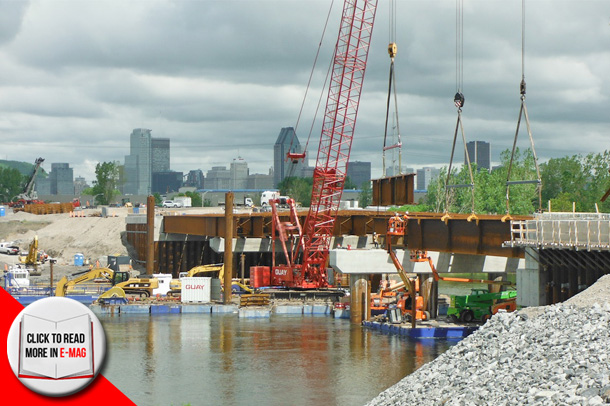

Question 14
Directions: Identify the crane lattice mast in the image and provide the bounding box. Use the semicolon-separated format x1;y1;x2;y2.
298;0;378;287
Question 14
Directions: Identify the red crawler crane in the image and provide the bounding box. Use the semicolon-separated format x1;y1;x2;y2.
270;0;379;289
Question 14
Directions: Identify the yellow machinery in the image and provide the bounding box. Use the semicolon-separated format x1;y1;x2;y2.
170;263;253;295
56;267;159;298
18;235;44;276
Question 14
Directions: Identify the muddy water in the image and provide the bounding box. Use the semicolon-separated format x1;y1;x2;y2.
100;314;456;406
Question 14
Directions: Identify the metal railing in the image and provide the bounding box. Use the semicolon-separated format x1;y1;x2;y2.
506;212;610;251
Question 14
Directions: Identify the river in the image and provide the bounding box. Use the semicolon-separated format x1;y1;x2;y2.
99;314;457;406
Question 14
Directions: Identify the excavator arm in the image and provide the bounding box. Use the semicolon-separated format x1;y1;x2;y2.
55;267;115;296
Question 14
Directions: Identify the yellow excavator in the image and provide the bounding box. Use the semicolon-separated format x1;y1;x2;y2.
169;263;253;295
56;267;159;298
18;235;45;276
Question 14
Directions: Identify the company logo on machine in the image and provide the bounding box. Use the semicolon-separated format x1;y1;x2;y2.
6;297;107;397
274;269;287;276
185;284;206;290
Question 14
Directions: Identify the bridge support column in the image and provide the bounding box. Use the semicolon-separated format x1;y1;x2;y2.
350;274;370;324
517;248;547;307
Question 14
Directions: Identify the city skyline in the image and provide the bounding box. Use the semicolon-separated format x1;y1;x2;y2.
0;2;607;184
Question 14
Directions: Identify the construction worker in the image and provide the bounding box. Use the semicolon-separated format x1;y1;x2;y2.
373;232;379;248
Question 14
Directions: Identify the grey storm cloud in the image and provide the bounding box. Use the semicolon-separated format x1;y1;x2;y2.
0;0;609;182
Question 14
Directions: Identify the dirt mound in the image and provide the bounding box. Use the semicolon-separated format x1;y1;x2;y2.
0;208;129;265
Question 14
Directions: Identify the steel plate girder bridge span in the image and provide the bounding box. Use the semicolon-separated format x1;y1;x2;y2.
160;211;529;258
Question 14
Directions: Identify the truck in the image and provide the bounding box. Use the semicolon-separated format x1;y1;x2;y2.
174;196;192;208
448;289;517;322
260;191;280;207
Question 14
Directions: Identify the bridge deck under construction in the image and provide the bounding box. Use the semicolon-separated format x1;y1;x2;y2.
129;210;531;260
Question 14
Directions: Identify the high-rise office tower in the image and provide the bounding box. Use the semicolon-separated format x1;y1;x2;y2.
230;157;249;189
124;128;152;195
465;141;491;172
50;163;74;195
273;127;304;187
347;161;371;188
416;167;440;191
152;138;170;173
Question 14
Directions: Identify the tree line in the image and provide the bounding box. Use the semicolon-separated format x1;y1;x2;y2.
412;149;610;215
3;150;609;213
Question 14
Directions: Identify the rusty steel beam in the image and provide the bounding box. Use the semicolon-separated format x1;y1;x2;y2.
406;214;529;258
158;211;530;258
372;174;415;206
163;210;393;238
146;195;155;274
224;192;233;304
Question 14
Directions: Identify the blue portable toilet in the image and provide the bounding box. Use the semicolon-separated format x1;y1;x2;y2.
74;253;84;266
0;206;5;217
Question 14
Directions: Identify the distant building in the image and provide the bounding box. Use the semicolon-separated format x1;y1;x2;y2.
152;138;170;173
274;127;305;187
152;171;183;194
247;173;274;190
35;178;51;195
206;166;231;189
347;161;371;188
230;157;249;189
416;167;440;191
385;164;414;177
50;163;74;195
124;128;153;195
74;176;89;196
466;141;491;172
185;170;204;189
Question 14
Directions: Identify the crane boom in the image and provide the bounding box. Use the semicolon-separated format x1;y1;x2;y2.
271;0;378;289
22;157;45;196
301;0;378;287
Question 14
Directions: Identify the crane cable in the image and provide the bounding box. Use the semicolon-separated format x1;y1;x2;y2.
285;0;336;178
505;0;542;216
444;0;476;216
382;0;402;178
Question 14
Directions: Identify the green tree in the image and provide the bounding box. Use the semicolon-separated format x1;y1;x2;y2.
423;148;539;215
91;161;120;205
344;176;357;190
540;151;610;212
180;191;202;207
0;167;25;203
153;193;162;206
358;181;372;208
278;177;313;207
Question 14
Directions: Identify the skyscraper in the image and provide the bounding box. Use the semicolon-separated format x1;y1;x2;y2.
152;138;170;173
274;127;304;187
230;157;249;189
347;161;371;188
124;128;152;195
50;163;74;195
416;167;440;191
466;141;491;172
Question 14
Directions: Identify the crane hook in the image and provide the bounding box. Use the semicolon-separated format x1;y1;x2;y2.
454;92;465;109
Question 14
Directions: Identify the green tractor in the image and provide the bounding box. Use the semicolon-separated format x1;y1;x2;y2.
448;289;517;323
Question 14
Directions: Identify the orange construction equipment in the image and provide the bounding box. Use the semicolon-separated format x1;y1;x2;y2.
385;214;513;327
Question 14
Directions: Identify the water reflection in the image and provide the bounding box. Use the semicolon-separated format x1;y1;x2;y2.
100;315;455;406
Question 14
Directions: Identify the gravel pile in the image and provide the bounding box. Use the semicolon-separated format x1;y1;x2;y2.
367;280;610;405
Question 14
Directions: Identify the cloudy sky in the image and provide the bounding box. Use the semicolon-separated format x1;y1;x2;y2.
0;0;608;183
